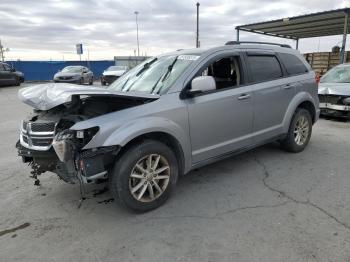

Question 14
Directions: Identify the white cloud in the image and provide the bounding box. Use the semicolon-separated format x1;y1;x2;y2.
0;0;348;60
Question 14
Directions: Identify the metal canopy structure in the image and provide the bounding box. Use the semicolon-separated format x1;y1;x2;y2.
236;8;350;63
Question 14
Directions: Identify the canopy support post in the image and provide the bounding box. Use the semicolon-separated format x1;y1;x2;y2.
296;38;299;50
340;12;349;64
236;28;240;41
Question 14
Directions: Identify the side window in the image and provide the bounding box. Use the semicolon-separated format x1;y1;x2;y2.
279;53;308;75
3;64;11;71
198;56;242;90
247;55;283;83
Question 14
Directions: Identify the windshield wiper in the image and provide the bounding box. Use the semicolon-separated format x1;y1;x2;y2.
150;57;178;94
136;58;157;76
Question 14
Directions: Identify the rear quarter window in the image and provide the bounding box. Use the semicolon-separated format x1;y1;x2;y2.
247;55;283;82
279;53;308;76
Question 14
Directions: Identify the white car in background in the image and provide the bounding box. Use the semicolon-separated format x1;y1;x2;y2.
318;64;350;119
101;65;128;85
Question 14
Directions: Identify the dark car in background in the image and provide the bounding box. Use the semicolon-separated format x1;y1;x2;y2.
54;66;93;85
101;65;128;85
0;62;22;86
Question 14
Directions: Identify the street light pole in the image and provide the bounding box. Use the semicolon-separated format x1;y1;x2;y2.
134;11;140;57
196;2;200;48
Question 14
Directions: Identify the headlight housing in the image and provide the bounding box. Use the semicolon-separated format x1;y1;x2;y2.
52;127;99;161
75;127;99;146
343;97;350;105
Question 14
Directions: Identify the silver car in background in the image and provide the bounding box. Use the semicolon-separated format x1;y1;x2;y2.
101;65;128;85
54;66;94;85
318;64;350;118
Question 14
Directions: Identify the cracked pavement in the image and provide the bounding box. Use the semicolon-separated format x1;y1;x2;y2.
1;84;350;262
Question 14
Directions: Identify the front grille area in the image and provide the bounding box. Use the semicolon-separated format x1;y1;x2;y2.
59;76;73;80
318;95;344;105
30;122;56;133
20;120;56;151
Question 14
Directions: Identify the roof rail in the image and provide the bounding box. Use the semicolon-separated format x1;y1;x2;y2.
225;41;291;48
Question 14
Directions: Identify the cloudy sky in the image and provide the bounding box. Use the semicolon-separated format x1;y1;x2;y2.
0;0;349;61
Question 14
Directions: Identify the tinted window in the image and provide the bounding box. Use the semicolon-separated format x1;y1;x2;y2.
279;53;308;75
247;55;283;82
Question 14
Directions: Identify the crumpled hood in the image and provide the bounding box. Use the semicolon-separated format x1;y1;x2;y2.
102;70;126;76
318;82;350;96
18;83;159;111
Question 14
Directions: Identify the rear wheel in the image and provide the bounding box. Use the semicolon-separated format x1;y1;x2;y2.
79;77;84;85
109;140;178;212
280;108;312;153
89;77;93;85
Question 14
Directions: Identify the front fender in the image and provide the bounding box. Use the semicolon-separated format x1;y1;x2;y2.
101;116;192;173
282;91;318;133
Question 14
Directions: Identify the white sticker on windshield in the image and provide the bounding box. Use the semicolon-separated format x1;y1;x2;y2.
178;55;200;61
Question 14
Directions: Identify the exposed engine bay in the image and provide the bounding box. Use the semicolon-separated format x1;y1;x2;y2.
16;92;155;185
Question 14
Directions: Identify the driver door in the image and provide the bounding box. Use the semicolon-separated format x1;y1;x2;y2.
186;53;254;163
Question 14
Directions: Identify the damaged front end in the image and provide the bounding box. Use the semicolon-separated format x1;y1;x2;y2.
16;109;120;185
16;83;158;185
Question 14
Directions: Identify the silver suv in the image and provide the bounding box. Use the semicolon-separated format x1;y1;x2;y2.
16;42;319;212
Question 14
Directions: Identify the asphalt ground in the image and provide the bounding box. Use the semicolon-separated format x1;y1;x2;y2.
0;83;349;262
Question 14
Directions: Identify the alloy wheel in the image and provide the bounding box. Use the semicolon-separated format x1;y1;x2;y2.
129;154;170;202
294;115;309;146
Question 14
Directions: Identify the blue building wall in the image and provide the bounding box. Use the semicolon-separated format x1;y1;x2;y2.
6;60;115;81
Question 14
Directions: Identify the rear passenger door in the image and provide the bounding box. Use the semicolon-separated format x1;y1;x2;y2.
244;52;295;142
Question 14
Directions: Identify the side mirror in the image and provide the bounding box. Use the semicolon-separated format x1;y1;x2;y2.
187;76;216;96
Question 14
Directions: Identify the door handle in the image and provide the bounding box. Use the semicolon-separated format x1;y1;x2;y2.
283;84;294;90
237;94;251;100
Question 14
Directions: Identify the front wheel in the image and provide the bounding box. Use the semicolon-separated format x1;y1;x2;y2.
15;77;20;86
109;140;178;212
89;77;93;85
280;108;312;153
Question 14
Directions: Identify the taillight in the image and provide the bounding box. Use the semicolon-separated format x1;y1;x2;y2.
315;73;320;87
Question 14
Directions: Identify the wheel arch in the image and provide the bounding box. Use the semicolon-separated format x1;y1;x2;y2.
100;117;192;174
282;92;318;133
297;100;316;123
118;131;186;176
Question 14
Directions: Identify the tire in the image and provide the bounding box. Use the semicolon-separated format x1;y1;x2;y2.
109;140;179;212
14;77;20;86
101;81;106;86
89;77;93;85
280;108;312;153
79;78;84;85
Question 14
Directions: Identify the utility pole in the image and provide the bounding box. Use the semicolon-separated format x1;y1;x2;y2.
0;39;10;62
196;2;200;48
134;11;140;57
